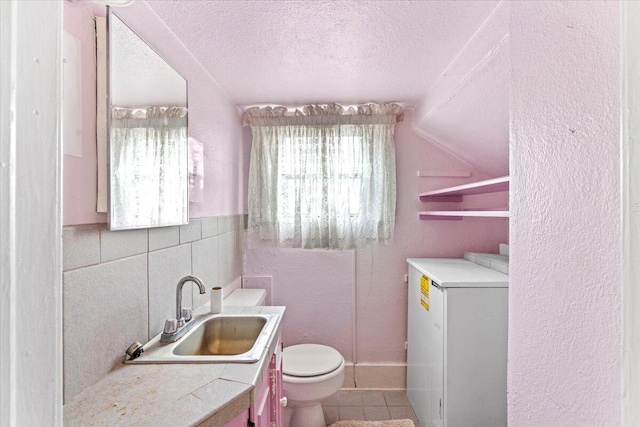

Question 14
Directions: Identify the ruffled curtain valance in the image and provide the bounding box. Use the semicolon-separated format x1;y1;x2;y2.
244;103;403;250
243;103;404;127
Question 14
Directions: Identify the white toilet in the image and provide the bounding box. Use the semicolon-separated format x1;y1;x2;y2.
282;343;345;427
224;288;345;427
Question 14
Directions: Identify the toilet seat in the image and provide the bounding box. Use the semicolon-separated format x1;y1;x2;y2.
282;344;345;427
283;344;342;377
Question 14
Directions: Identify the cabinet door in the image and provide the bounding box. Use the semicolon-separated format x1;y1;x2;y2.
252;365;271;427
251;381;271;427
252;334;284;427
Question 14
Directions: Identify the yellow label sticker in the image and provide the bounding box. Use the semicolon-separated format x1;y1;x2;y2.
420;275;430;311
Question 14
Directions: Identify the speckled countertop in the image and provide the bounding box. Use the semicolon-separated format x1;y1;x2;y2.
63;306;285;427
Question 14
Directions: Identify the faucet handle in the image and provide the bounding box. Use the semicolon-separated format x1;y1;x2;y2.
182;307;193;322
163;318;178;334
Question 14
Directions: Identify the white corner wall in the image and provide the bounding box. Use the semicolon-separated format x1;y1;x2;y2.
0;1;63;425
622;2;640;425
509;2;621;426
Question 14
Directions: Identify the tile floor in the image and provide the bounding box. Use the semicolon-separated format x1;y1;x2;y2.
322;390;421;427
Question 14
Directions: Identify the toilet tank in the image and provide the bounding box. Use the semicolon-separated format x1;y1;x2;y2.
224;289;267;307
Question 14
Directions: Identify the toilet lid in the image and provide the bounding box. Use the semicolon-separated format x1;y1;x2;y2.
283;344;343;377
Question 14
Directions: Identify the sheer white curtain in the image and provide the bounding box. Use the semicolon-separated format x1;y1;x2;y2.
110;106;187;229
244;103;403;250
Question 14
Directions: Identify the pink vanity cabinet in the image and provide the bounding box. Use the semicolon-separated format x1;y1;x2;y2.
252;335;284;427
225;335;284;427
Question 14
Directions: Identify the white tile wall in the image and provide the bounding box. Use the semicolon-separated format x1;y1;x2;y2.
192;236;220;308
149;225;180;251
201;216;219;238
62;214;245;402
148;243;193;337
179;218;202;244
63;224;101;270
100;227;148;262
219;229;242;286
63;254;148;401
218;215;234;234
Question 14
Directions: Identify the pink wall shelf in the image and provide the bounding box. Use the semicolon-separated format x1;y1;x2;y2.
419;175;509;201
418;210;510;220
419;176;510;220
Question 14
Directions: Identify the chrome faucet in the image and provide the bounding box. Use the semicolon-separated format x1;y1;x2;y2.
161;275;206;343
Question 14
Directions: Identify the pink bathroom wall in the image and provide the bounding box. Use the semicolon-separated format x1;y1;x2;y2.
63;0;245;225
356;110;508;363
509;2;621;426
245;109;509;364
244;244;355;362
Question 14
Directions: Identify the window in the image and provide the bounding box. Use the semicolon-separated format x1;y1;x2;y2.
244;103;403;250
278;136;363;221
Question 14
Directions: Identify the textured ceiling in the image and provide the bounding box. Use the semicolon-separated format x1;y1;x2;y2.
143;0;509;176
146;0;499;107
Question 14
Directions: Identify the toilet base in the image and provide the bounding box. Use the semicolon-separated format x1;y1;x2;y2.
284;403;326;427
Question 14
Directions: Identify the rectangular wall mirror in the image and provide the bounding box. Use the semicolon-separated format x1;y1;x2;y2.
107;10;188;230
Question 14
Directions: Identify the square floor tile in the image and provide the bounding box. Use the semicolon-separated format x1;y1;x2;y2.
388;405;419;422
322;389;421;426
384;390;411;406
339;406;365;421
336;390;364;406
322;393;341;406
358;390;386;406
364;405;391;421
323;406;339;425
